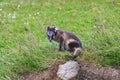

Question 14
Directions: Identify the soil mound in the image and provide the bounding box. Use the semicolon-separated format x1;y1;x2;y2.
21;61;63;80
21;60;120;80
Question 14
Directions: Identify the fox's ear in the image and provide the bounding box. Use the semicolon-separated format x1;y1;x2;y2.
46;26;50;31
54;26;58;32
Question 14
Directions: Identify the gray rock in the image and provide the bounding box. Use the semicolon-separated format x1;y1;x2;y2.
57;61;80;80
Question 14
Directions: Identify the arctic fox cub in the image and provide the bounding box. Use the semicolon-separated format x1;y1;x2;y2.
46;26;82;59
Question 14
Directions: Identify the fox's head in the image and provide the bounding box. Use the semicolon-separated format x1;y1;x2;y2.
46;26;58;42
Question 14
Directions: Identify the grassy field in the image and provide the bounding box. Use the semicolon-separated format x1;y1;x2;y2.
0;0;120;79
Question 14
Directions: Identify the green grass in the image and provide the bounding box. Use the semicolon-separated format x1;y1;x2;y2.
0;0;120;79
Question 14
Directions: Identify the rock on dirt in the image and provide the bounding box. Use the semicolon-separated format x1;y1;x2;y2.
57;61;80;80
21;59;120;80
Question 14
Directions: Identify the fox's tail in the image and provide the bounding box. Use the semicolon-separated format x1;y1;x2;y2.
72;47;82;59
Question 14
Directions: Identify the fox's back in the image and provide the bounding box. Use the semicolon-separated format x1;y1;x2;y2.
55;30;82;48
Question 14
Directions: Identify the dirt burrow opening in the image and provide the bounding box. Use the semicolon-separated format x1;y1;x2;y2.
21;60;120;80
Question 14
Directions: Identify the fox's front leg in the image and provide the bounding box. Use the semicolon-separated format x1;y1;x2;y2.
59;42;62;51
58;38;64;51
59;42;65;51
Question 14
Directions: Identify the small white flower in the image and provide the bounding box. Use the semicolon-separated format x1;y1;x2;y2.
24;22;29;25
0;8;2;11
8;13;11;18
94;25;96;28
29;14;31;17
37;12;40;15
0;2;8;5
26;22;29;25
12;15;16;19
17;5;20;8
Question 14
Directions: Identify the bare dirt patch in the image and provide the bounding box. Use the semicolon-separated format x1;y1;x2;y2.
77;60;120;80
21;60;120;80
21;61;63;80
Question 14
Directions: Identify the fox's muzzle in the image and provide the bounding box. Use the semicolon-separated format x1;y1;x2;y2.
49;37;52;42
